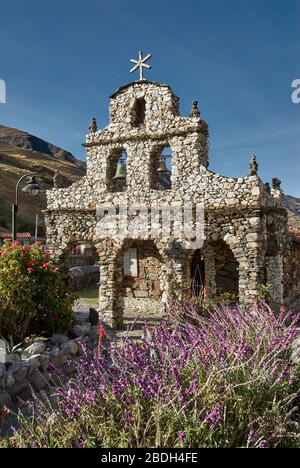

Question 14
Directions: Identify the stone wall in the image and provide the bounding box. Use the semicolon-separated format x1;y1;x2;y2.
284;236;300;312
123;241;161;301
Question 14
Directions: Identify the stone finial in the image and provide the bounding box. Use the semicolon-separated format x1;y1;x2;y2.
189;100;200;118
265;182;271;193
53;169;63;189
88;117;97;134
272;177;282;190
248;154;258;176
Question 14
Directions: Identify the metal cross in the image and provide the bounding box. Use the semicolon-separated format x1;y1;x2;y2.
130;51;151;80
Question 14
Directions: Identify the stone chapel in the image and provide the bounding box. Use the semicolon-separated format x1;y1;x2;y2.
45;55;291;327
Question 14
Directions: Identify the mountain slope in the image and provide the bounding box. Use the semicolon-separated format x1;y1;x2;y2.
0;125;86;235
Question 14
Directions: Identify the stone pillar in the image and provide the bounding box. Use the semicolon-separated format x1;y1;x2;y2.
266;254;284;306
202;244;216;299
157;241;186;303
96;242;123;329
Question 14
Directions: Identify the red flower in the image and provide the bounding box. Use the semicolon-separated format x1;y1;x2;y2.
97;325;106;339
27;261;36;267
42;262;50;269
27;267;34;272
22;245;30;251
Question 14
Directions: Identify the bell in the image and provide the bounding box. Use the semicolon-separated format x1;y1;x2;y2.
157;157;168;173
113;162;127;179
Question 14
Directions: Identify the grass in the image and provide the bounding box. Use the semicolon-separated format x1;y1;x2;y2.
72;285;99;304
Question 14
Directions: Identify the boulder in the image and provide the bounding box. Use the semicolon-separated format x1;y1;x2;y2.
51;334;69;346
0;391;12;407
72;322;91;337
29;371;50;391
60;340;78;356
24;341;46;357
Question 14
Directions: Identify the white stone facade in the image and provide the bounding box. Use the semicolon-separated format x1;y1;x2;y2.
45;79;289;327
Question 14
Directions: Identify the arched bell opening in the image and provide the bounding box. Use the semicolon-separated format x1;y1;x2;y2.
150;145;172;190
107;149;127;193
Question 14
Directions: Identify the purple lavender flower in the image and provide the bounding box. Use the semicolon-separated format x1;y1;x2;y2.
178;430;185;444
204;403;222;428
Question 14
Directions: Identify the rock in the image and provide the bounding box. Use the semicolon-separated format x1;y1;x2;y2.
291;336;300;364
6;353;22;364
72;322;91;337
29;371;50;391
0;391;12;407
39;355;50;373
0;363;5;378
89;307;99;326
50;350;67;368
51;334;69;346
25;355;41;377
5;372;15;388
24;341;46;357
60;340;78;356
11;363;30;382
8;381;31;400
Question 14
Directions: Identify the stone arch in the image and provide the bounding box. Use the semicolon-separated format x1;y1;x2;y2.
106;147;128;193
149;144;172;190
211;239;239;298
113;238;168;325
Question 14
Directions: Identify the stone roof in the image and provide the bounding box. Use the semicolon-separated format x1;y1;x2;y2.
110;80;174;99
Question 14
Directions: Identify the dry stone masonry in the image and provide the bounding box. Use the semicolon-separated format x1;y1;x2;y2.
45;73;292;327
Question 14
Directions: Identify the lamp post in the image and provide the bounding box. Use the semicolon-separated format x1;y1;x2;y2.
12;173;44;242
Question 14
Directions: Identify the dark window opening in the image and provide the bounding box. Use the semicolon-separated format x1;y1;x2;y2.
132;98;146;127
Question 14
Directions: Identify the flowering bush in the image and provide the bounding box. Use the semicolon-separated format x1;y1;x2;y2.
3;302;300;448
0;242;74;340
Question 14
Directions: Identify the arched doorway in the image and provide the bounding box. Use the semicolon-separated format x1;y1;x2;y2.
116;240;167;322
212;240;239;298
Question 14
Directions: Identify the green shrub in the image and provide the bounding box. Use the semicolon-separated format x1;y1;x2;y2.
0;241;74;341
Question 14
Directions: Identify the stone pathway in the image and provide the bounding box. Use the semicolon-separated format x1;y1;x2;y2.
74;297;165;343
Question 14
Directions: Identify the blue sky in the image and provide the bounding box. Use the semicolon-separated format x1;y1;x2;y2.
0;0;299;195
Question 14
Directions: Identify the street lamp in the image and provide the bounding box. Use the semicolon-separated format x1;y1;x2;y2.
12;173;44;242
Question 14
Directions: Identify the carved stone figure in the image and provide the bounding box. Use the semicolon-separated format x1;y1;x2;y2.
272;177;282;190
248;154;258;176
88;117;97;133
189;100;200;118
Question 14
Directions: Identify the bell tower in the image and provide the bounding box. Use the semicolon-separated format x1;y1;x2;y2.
85;52;209;195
